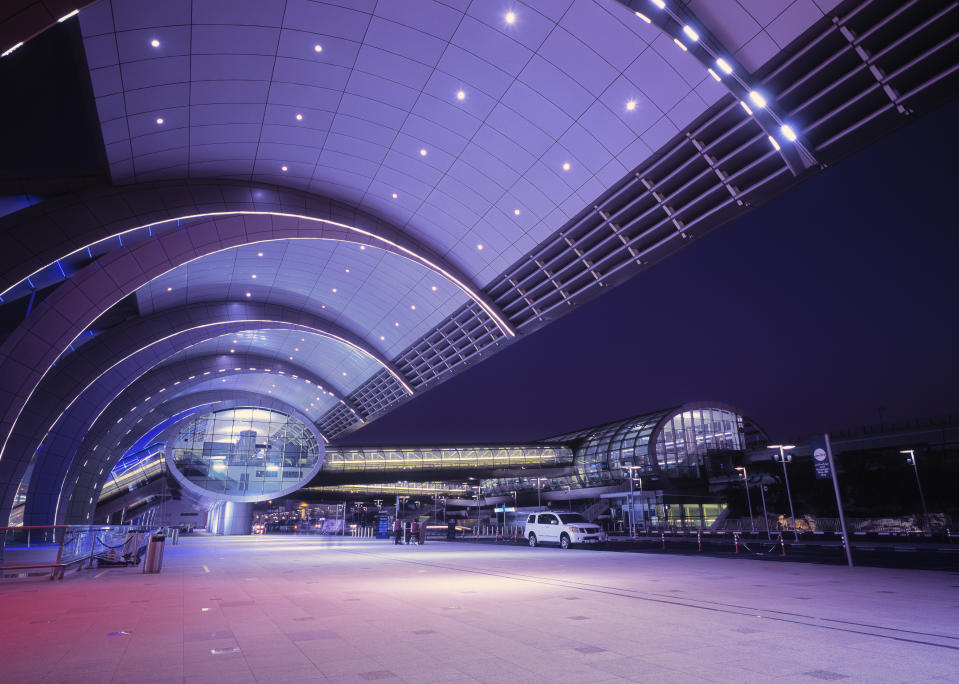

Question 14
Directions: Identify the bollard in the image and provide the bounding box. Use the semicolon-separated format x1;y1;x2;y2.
734;532;739;554
779;532;786;556
697;531;702;552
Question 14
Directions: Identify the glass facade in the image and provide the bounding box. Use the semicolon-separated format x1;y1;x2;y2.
323;445;571;473
169;407;321;497
654;408;744;478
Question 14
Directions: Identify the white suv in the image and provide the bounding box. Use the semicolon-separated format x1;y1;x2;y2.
525;512;606;549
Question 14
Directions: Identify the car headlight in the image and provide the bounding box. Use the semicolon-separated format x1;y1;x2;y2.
569;526;580;532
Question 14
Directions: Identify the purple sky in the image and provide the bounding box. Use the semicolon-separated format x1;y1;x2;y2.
346;97;959;446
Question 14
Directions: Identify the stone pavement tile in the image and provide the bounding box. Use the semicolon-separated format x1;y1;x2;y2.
250;664;327;683
185;673;257;684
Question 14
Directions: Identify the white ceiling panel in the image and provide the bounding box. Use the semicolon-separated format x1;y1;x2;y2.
80;0;729;287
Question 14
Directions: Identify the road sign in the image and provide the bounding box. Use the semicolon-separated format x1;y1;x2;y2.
810;436;831;480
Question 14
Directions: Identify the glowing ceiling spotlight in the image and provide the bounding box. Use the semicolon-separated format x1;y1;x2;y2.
781;124;798;142
673;38;687;52
634;11;651;23
740;101;753;115
682;26;699;42
768;135;781;151
707;68;720;82
505;11;516;24
650;0;666;9
715;58;733;75
748;90;767;108
57;9;79;22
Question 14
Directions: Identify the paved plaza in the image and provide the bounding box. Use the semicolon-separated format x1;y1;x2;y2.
0;536;957;683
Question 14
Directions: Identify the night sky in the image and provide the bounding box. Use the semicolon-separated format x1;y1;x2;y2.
348;97;959;446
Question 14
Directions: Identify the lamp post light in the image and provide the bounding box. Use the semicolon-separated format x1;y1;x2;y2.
901;449;931;534
534;478;549;509
756;474;770;540
623;465;643;536
735;466;755;534
769;444;798;541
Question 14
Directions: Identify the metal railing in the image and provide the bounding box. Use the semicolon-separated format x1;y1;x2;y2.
0;524;153;579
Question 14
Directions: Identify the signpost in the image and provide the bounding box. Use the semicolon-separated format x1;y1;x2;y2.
811;434;853;568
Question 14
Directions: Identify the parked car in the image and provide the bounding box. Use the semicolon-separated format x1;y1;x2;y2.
525;512;606;549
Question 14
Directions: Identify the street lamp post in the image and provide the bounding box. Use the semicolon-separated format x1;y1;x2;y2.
756;475;770;540
901;449;931;534
623;466;642;536
534;478;548;509
735;466;755;534
769;444;798;541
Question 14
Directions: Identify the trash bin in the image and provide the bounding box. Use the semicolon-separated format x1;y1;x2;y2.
143;534;166;574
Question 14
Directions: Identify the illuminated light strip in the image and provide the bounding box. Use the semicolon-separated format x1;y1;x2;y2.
57;9;79;22
2;42;23;58
2;318;408;469
0;211;516;338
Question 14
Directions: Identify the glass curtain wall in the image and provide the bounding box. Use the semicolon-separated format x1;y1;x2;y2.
169;407;321;496
653;408;744;478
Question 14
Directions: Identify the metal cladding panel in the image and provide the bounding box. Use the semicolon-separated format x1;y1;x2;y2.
162;329;375;397
135;239;461;359
80;0;719;286
173;374;337;422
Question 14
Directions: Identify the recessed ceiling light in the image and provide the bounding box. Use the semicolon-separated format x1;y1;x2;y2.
768;135;781;151
683;26;699;42
740;100;753;115
57;9;79;22
245;292;251;297
391;192;398;199
626;100;637;111
345;268;350;273
156;117;164;124
342;371;347;376
634;11;651;23
419;148;427;156
331;288;337;293
150;39;160;48
251;274;257;278
314;44;323;53
477;243;484;250
394;321;399;327
301;338;305;342
456;90;466;100
716;58;733;74
257;251;263;257
781;124;797;142
513;208;521;216
166;286;172;292
673;38;687;51
281;165;288;172
233;340;237;343
294;347;299;352
431;285;437;292
289;356;293;360
230;349;234;353
410;304;416;310
707;68;720;82
562;162;571;171
505;11;516;24
380;335;385;341
748;90;767;108
360;245;366;250
295;113;303;121
650;0;666;9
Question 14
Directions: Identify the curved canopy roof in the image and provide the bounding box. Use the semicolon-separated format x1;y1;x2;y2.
1;0;955;527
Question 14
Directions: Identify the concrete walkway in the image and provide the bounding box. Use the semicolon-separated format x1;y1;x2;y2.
0;536;956;683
